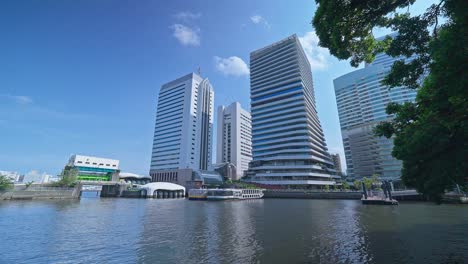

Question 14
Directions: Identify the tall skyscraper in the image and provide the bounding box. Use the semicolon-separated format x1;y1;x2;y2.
216;102;252;180
334;51;417;180
247;34;339;188
150;73;214;176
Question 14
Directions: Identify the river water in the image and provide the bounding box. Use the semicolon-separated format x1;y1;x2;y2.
1;195;467;264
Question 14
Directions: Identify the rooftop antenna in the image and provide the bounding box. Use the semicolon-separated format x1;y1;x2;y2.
197;66;202;76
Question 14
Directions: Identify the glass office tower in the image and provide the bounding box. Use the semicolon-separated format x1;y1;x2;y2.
334;52;417;180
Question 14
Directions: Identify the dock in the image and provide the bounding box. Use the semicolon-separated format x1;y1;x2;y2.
361;180;398;205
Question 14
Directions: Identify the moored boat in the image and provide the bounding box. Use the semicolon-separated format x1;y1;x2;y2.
206;189;264;200
188;188;264;201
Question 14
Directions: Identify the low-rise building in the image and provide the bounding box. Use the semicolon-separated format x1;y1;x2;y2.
22;170;53;184
66;155;120;182
150;168;223;189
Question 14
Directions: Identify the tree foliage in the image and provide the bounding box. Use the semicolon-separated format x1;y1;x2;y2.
0;175;14;191
342;181;350;190
52;167;79;187
353;180;362;191
362;177;374;190
313;0;467;202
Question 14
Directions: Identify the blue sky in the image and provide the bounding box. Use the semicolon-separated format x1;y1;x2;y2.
0;0;434;175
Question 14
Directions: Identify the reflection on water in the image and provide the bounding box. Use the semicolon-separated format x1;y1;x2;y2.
0;198;467;264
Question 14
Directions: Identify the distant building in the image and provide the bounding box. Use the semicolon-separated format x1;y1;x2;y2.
150;168;223;189
216;102;252;180
22;170;53;184
0;171;21;182
334;47;417;180
330;154;342;176
213;162;237;181
47;175;61;183
246;34;339;188
66;154;120;182
150;72;214;177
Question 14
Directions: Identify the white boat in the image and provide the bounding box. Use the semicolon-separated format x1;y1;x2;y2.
206;189;264;200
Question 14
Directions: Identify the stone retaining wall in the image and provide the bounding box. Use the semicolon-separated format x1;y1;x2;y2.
0;186;79;200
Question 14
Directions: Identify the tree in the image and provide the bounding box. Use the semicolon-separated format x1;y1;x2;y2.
0;175;14;191
53;167;79;187
342;181;350;191
362;177;373;190
313;0;467;202
353;180;362;191
371;174;381;190
25;181;34;189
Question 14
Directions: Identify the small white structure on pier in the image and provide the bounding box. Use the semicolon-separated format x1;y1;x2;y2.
140;182;186;199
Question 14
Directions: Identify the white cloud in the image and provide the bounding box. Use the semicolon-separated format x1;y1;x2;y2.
250;15;270;28
0;94;33;104
214;56;250;77
170;24;200;46
174;11;201;21
250;15;262;24
298;31;331;71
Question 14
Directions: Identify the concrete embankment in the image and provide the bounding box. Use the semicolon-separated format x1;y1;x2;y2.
264;190;362;200
264;190;426;201
0;185;80;200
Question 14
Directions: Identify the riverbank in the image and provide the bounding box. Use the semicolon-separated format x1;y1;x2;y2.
263;189;426;201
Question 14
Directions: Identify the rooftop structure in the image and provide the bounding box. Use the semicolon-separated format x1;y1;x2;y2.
119;172;151;185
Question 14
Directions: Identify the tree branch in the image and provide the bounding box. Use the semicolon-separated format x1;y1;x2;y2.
433;0;445;38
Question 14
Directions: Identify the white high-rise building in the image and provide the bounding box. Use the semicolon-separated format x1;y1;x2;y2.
150;72;214;177
247;34;339;188
216;102;252;180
